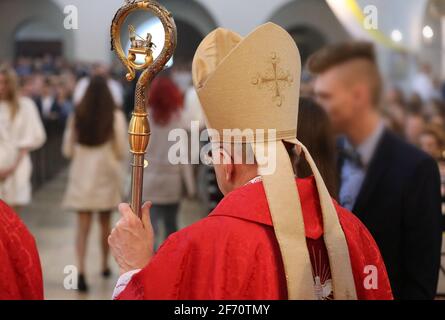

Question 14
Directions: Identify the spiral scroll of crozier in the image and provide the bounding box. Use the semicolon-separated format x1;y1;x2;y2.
110;0;177;217
111;0;177;113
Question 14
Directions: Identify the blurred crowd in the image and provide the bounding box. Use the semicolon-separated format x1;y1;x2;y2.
382;66;445;201
3;52;445;232
12;55;84;122
384;73;445;156
9;54;445;164
7;55;128;123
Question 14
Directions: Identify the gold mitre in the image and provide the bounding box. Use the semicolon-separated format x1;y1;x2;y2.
193;23;299;142
192;23;357;300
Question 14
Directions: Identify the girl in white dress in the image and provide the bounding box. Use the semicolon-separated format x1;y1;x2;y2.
62;75;127;292
0;66;46;212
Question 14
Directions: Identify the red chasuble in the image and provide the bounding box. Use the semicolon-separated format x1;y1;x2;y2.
0;201;44;300
117;177;393;300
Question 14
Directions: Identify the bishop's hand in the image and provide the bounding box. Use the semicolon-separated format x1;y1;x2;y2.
108;202;154;275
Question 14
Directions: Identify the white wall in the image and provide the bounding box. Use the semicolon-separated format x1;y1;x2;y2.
52;0;124;63
268;0;349;43
327;0;441;89
194;0;289;35
355;0;428;50
50;0;294;62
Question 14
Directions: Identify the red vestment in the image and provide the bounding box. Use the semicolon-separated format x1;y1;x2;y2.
0;201;44;300
117;177;393;300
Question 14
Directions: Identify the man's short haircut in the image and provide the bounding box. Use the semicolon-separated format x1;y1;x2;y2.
307;42;376;73
307;41;382;105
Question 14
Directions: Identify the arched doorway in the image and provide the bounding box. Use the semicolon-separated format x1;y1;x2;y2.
118;0;217;64
0;0;74;60
15;19;64;58
158;0;217;36
158;0;218;62
268;0;350;64
287;26;326;64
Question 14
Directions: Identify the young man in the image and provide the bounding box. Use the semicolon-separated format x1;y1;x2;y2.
108;23;392;300
308;42;442;299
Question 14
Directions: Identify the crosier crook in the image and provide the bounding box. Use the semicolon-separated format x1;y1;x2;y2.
111;0;177;218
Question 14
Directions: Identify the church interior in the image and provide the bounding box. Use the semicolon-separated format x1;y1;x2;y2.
0;0;445;301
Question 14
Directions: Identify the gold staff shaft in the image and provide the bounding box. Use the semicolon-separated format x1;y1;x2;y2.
111;0;177;218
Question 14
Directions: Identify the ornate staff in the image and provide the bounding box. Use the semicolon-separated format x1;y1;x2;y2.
111;0;177;218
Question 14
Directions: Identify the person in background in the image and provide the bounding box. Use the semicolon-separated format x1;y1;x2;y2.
62;76;127;292
14;56;33;77
441;78;445;102
384;87;407;136
0;65;46;213
181;85;213;213
308;41;442;299
55;83;73;121
171;59;193;94
181;84;222;213
419;125;445;232
143;76;195;248
419;125;445;161
407;93;423;112
20;75;37;99
404;111;426;147
296;97;338;199
73;64;124;109
41;54;55;75
412;63;439;103
427;99;445;128
35;78;60;121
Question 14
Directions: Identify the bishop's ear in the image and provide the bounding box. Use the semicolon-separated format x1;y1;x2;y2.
218;149;234;182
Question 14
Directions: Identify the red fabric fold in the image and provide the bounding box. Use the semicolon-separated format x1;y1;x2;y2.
0;201;44;300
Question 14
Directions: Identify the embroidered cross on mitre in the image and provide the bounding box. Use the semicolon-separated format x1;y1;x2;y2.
251;52;294;107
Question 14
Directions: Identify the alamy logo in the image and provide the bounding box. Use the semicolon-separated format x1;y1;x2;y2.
167;122;278;175
64;5;79;30
363;5;378;30
363;265;378;290
63;265;78;290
